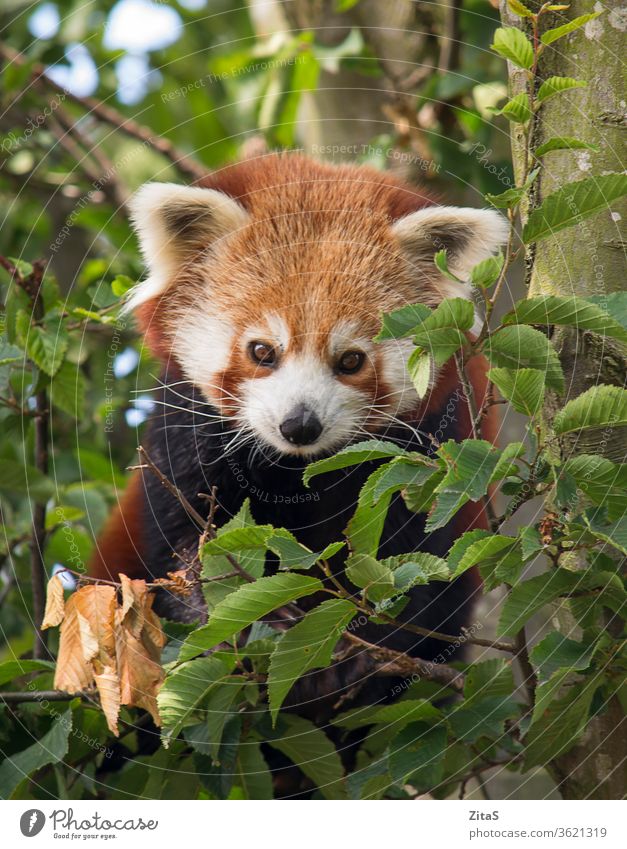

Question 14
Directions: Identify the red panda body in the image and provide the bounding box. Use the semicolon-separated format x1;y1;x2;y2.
91;154;504;736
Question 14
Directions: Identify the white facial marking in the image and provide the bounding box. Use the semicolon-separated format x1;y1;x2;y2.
171;298;235;397
240;353;370;457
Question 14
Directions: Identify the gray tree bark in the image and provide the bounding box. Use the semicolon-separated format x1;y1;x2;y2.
501;0;626;799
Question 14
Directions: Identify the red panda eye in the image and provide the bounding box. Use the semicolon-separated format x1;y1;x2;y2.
250;341;277;366
337;351;365;375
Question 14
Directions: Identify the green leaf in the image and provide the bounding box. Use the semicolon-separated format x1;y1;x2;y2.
536;76;587;105
485;186;526;209
367;458;436;504
202;525;273;557
448;696;519;742
389;723;447;788
0;709;72;798
15;310;67;377
345;554;395;602
267;599;356;722
470;253;504;289
448;533;518;580
554;385;627;434
0;659;55;687
50;360;85;419
524;673;604;768
541;12;602;45
407;348;431;398
583;513;627;557
303;439;407;486
464;658;515;704
484;325;564;391
344;466;393;556
267;714;346;799
0;458;55;500
502;295;627;345
111;274;135;296
403;469;445;514
535;137;599;157
411;298;476;365
178;574;323;662
563;455;627;521
268;534;345;571
530;632;595;682
523;174;627;244
491;27;534;69
335;0;361;10
488;367;545;416
507;0;533;17
235;743;273;799
333;699;442;730
493;92;532;123
158;656;234;745
375;303;432;340
587;292;627;332
434;249;462;283
498;569;626;637
184;681;244;759
437;439;501;501
384;552;450;590
413;327;466;366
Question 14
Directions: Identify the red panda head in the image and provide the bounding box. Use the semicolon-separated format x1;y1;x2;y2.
127;154;506;458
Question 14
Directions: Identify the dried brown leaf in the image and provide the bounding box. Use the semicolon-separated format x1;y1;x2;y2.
94;665;121;736
119;573;148;637
73;585;116;671
54;593;95;693
115;606;163;727
41;574;65;630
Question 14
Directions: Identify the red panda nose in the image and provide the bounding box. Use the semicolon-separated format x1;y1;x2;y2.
279;404;323;446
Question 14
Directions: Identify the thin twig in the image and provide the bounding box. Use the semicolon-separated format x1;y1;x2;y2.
0;690;93;704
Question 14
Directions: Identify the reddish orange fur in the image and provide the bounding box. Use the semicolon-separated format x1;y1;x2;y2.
90;471;147;581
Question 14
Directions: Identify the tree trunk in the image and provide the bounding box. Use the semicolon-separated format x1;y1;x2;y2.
501;0;627;799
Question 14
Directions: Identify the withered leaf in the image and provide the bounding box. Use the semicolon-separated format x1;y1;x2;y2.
41;575;65;630
54;593;95;693
94;665;121;736
115;606;164;727
73;585;116;671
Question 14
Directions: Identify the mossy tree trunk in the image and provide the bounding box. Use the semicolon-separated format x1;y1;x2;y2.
501;0;626;799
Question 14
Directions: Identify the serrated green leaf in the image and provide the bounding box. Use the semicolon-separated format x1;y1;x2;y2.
235;742;273;799
491;27;534;69
267;714;346;799
524;672;604;768
498;569;626;636
502;295;627;345
333;698;442;730
535;136;599;157
434;249;462;283
507;0;533;17
50;359;85;419
488;367;545;416
470;253;504;288
494;92;532;123
407;348;431;398
345;554;395;602
541;12;602;45
485;186;526;209
111;274;135;296
448;695;519;742
0;709;72;798
563;455;627;521
530;632;595;682
437;439;501;500
375;303;432;340
368;458;435;504
158;656;235;744
382;552;449;590
553;385;627;434
303;439;407;486
268;599;356;722
587;292;627;332
583;513;627;557
537;76;587;104
178;574;323;662
344;466;393;556
448;534;518;580
16;310;68;376
0;659;55;687
464;658;515;705
523;174;627;244
389;723;447;789
484;325;564;391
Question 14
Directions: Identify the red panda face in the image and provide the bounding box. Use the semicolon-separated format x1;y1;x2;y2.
127;155;507;458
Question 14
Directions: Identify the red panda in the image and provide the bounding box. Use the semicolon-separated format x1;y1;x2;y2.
90;153;505;726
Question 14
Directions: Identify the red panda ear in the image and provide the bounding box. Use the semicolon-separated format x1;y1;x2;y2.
391;206;508;288
125;182;249;310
